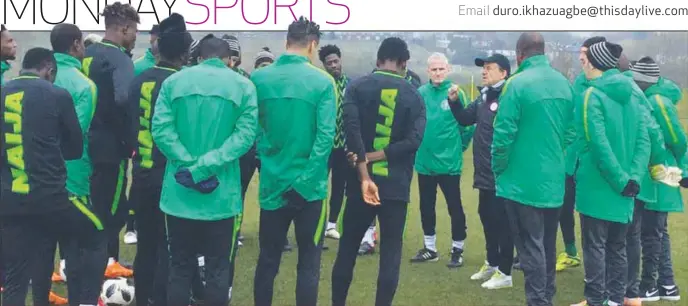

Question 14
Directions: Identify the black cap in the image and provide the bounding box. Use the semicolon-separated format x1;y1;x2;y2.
475;54;511;76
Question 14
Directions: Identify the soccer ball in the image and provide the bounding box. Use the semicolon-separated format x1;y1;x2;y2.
100;278;134;306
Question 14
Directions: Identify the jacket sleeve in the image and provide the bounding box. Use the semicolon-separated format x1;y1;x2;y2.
630;114;651;182
384;89;426;161
639;97;667;166
582;88;630;192
188;84;259;182
56;89;83;160
563;87;577;150
491;80;521;177
343;83;367;163
151;80;195;165
292;80;337;195
76;78;97;134
651;95;687;161
450;95;478;127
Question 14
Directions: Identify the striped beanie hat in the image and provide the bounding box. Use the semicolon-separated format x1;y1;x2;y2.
586;41;623;71
222;34;241;57
630;56;660;83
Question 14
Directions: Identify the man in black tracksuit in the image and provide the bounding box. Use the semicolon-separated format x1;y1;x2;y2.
82;3;139;277
450;54;515;289
131;14;193;306
332;37;426;306
0;47;104;305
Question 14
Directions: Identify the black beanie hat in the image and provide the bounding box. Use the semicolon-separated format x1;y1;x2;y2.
158;13;192;57
582;36;606;48
586;41;623;71
631;56;660;83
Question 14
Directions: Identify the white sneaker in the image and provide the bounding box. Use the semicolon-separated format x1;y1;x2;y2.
228;286;233;300
123;231;137;244
481;270;513;289
470;263;496;280
325;228;341;240
238;240;244;247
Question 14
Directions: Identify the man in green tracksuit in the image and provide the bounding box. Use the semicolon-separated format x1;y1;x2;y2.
491;32;574;306
617;56;667;306
151;37;258;306
631;57;685;302
1;24;17;85
411;52;473;267
573;42;650;306
251;17;336;306
134;25;159;76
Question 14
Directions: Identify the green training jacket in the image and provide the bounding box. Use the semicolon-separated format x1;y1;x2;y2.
1;61;10;85
53;53;97;196
251;54;336;211
415;80;473;176
152;58;258;221
575;69;650;223
620;70;666;204
565;73;588;176
644;77;686;213
134;49;156;76
492;55;574;208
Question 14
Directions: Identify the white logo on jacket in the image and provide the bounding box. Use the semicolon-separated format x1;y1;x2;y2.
441;99;451;111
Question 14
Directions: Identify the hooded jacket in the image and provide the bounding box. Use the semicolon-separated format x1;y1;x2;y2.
643;77;686;213
151;58;258;221
451;81;504;190
134;49;156;76
1;61;10;85
575;69;651;223
415;80;473;176
492;55;575;208
53;53;98;197
251;54;336;211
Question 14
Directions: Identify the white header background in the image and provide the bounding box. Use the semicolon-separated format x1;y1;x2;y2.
1;0;687;31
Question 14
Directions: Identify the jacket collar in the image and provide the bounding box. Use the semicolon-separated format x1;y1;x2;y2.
200;58;229;69
275;53;309;65
155;61;180;72
54;53;82;70
514;55;549;74
373;69;404;79
145;48;156;61
1;61;10;73
100;39;126;52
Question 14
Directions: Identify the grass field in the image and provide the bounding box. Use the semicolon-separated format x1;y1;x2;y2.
40;118;688;305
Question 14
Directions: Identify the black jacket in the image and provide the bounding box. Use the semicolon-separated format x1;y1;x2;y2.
343;70;426;202
130;63;178;188
450;82;505;191
83;40;137;163
1;74;82;215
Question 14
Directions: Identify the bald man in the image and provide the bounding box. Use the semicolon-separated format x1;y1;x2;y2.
492;32;574;306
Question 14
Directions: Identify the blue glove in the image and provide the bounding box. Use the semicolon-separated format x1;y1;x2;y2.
175;168;195;188
195;176;220;194
175;168;220;194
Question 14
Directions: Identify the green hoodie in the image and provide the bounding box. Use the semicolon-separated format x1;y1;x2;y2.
492;55;574;208
1;61;10;85
575;69;651;223
643;77;686;213
53;53;97;196
251;54;336;211
134;49;156;76
151;58;258;221
415;80;473;175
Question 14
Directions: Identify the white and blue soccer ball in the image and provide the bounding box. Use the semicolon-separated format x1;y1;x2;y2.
100;278;134;306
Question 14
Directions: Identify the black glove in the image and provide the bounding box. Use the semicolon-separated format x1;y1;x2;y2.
621;180;640;197
680;177;688;188
283;189;308;211
175;168;220;194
